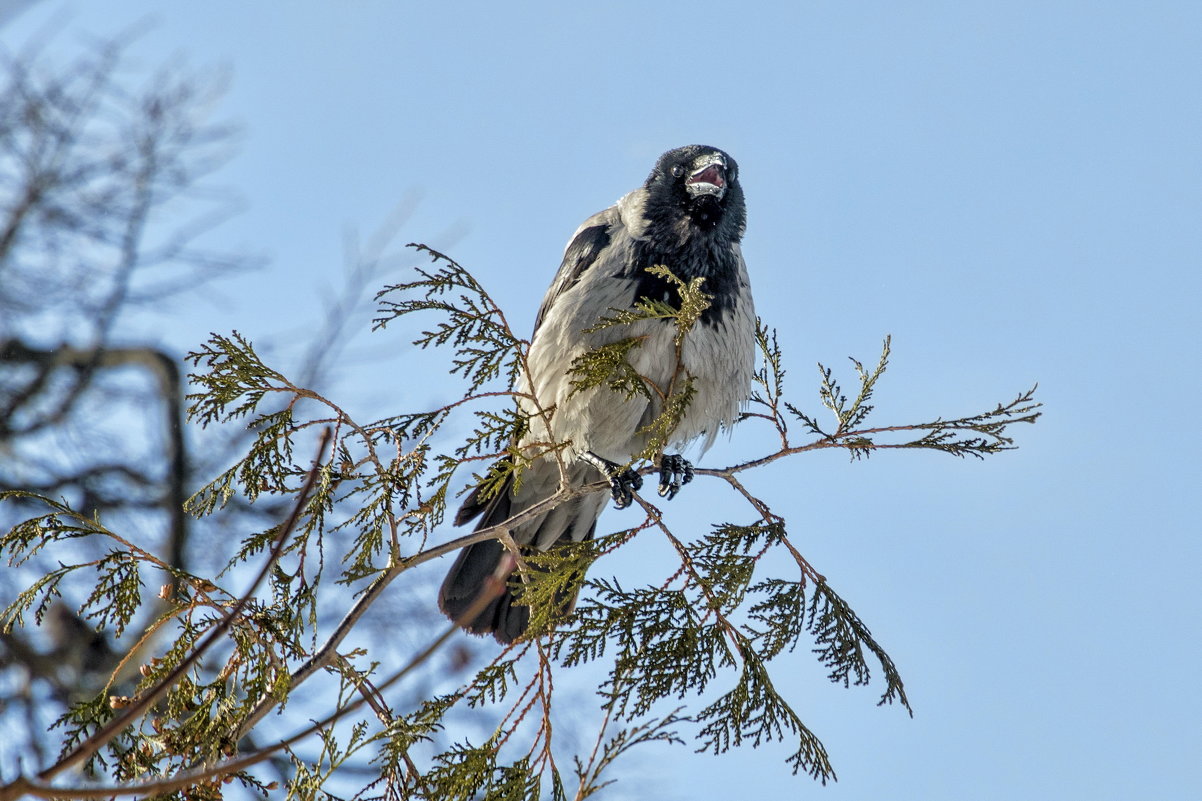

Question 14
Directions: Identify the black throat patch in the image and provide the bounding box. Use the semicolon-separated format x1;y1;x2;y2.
623;231;742;326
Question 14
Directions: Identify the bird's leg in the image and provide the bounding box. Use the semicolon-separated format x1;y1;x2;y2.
657;453;694;500
579;451;643;510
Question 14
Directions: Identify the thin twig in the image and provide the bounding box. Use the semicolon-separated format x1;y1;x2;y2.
1;551;513;801
23;429;332;787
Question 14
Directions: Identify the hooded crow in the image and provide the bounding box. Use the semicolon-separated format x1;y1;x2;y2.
439;144;756;642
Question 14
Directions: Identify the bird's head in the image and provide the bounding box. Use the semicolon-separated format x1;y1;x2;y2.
644;145;745;238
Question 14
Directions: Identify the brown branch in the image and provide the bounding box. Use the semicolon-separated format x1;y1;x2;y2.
2;550;514;801
230;488;547;741
573;693;618;801
18;429;331;788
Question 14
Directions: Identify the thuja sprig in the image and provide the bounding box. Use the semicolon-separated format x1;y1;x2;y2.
736;332;1041;463
569;264;711;468
747;322;790;442
695;646;834;782
571;710;686;799
373;244;526;395
0;494;169;638
746;576;910;711
512;531;629;639
582;263;711;345
567;337;651;401
633;377;697;463
0;243;1041;800
897;385;1042;458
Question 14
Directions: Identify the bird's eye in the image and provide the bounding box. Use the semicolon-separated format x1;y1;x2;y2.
670;164;685;178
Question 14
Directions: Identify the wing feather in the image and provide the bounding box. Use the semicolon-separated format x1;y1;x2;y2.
531;206;619;334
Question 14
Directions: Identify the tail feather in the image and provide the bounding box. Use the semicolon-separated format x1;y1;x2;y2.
439;459;601;643
438;538;529;640
452;469;500;527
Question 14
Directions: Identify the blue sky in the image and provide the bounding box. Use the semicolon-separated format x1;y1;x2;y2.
4;2;1201;798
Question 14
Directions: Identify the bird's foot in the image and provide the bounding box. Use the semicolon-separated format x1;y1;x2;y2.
657;453;694;500
580;451;643;509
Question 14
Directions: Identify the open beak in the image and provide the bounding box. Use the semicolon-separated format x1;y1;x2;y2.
685;155;727;199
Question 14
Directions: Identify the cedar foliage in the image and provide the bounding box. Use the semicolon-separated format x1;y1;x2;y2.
1;242;1040;800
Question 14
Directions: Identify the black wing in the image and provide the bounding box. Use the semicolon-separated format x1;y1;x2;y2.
531;216;613;335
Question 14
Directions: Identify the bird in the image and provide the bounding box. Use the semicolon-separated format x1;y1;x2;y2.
438;144;756;643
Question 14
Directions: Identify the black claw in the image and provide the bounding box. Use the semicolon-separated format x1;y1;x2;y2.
610;467;642;509
657;454;694;500
580;451;643;510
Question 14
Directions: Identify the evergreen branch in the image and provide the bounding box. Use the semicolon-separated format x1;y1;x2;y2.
27;429;332;785
748;320;791;445
79;550;143;638
581;300;678;333
0;491;174;572
651;515;840;780
841;335;891;433
571;264;710;467
373;244;526;394
581;264;711;346
184;331;289;427
683;521;783;613
373;242;573;500
0;494;184;640
698;382;1042;475
0;563;77;633
465;658;522;710
634;377;697;464
811;336;891;435
555;579;729;718
572;709;686;800
234;544;517;749
648;264;712;344
1;202;1047;797
695;646;835;782
514;532;627;639
1;541;509;801
808;581;910;712
232;556;409;742
567;337;653;401
690;468;909;715
891;383;1042;458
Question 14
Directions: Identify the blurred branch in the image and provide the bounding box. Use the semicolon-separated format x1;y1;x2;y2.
18;430;330;790
0;340;188;564
0;34;245;338
0;538;508;801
